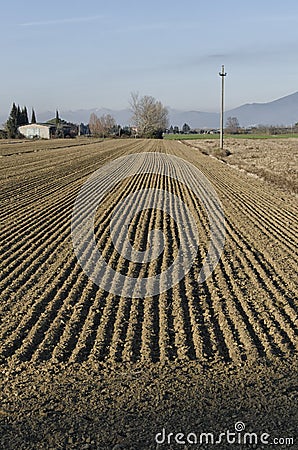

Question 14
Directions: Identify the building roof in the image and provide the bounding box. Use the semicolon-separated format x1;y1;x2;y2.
18;123;56;129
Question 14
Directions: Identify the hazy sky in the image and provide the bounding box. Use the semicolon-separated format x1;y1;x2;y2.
1;0;297;115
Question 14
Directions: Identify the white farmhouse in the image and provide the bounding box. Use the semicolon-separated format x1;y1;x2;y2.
18;123;56;139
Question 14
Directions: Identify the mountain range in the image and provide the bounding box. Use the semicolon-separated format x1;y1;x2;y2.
168;91;298;128
1;92;297;129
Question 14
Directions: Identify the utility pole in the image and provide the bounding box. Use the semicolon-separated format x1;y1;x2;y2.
219;65;227;149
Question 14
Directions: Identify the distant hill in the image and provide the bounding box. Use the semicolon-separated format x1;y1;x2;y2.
1;92;297;129
227;91;298;127
59;91;298;128
59;108;132;126
167;91;298;128
168;109;219;129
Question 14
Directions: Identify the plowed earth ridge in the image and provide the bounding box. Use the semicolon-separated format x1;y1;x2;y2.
0;139;297;367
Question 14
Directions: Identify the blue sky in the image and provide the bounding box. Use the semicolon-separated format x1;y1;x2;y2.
0;0;297;116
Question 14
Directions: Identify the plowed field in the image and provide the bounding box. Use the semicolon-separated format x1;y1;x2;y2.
187;137;298;192
1;138;297;449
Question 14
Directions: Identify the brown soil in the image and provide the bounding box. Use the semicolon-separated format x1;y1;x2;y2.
187;138;298;193
1;139;297;449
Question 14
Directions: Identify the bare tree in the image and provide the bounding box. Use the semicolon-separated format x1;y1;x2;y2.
130;93;169;138
101;114;116;136
225;116;240;134
89;113;116;137
89;113;100;136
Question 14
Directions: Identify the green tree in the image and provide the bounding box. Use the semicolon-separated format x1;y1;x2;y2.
24;107;29;125
19;107;29;126
55;110;60;126
31;108;37;124
55;110;63;137
0;129;8;139
182;123;191;134
6;103;19;138
17;105;21;126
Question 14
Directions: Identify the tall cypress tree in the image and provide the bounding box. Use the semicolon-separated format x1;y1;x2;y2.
6;103;18;138
55;109;60;126
31;108;37;124
23;106;29;125
16;105;21;127
19;106;29;126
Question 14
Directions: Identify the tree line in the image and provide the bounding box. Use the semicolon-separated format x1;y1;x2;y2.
88;94;169;139
2;93;170;140
4;103;37;138
3;95;296;140
225;117;298;135
89;113;118;138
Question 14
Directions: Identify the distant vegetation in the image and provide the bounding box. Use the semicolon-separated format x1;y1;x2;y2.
1;104;84;139
165;117;298;140
165;132;298;140
89;113;118;138
4;103;30;138
129;93;169;138
87;93;169;139
1;98;298;140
